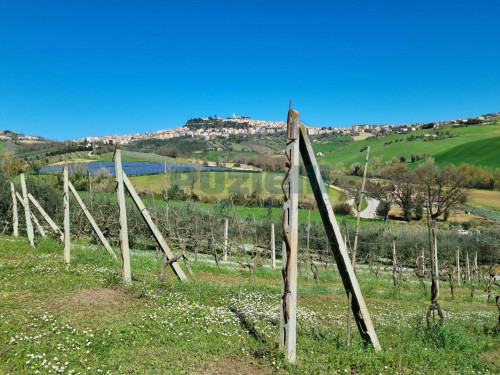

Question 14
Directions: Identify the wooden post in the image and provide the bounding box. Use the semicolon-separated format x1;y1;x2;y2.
20;174;35;247
306;210;311;285
432;226;439;296
28;193;64;241
68;181;118;260
456;247;460;286
63;165;71;263
299;123;381;351
16;192;46;237
223;218;229;261
279;108;300;363
466;251;471;283
121;171;187;281
422;248;425;275
474;252;478;279
271;223;276;269
352;146;370;271
114;148;132;285
10;182;18;237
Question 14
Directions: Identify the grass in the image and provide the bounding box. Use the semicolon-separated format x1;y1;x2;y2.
204;151;259;162
468;189;500;212
0;140;5;151
98;150;181;163
319;122;500;170
1;235;498;374
434;137;500;168
129;170;344;202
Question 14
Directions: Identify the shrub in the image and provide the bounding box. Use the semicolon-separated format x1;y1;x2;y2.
333;202;353;215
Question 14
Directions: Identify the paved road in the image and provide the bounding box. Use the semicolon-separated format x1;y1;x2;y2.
327;183;379;219
360;196;379;219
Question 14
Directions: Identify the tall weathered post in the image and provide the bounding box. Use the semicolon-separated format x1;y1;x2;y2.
115;148;132;285
63;165;71;263
466;252;471;283
456;246;460;286
10;182;18;237
20;173;35;247
279;108;300;363
271;222;276;270
223;218;229;261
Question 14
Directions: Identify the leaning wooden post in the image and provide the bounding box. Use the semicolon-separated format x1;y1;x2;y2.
223;218;229;261
352;146;370;271
279;108;300;363
63;165;71;264
28;193;64;242
10;182;18;237
271;223;276;269
456;247;460;286
299;123;381;351
114;148;132;285
68;181;118;260
16;192;46;237
121;172;187;281
20;173;35;247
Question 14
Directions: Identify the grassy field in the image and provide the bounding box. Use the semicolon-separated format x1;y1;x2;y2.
433;137;500;168
99;150;180;163
0;140;5;151
468;189;500;212
129;171;344;202
318;122;500;170
204;151;259;162
1;236;498;374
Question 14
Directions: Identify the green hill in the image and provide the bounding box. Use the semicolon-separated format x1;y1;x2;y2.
317;120;500;170
434;136;500;168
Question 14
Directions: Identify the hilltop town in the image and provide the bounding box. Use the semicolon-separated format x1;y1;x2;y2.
2;112;499;145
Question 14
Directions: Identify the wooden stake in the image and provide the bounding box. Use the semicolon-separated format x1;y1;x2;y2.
16;192;46;237
114;148;132;285
466;251;471;283
299;123;381;351
223;217;229;261
28;193;64;241
422;248;425;275
456;247;460;286
122;171;187;281
432;226;439;296
279;109;300;363
474;252;478;279
10;182;18;237
352;146;370;271
306;210;311;285
68;181;118;260
63;165;70;264
20;174;35;247
271;223;276;270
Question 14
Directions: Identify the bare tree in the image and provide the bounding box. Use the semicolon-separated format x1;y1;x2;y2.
383;163;415;222
413;159;468;221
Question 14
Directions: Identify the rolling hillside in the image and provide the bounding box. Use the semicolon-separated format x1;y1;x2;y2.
316;120;500;170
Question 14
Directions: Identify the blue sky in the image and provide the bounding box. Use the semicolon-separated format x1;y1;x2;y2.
1;0;499;140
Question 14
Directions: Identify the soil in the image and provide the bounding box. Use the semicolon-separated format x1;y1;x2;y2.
198;355;273;375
